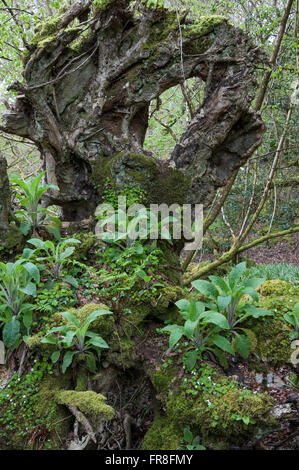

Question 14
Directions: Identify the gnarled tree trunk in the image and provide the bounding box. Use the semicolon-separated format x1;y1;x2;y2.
1;0;265;224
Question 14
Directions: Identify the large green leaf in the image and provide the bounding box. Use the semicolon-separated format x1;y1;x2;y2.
62;275;78;289
62;350;77;374
59;247;75;260
19;282;36;297
162;325;184;348
23;310;33;329
27;238;46;250
202;311;230;330
184;350;198;370
217;295;232;312
208;275;230;295
241;287;259;302
242;304;273;319
51;351;60;363
60;311;80;327
184;428;193;444
191;280;218;300
88;335;109;349
23;262;40;283
85;309;112;327
86;352;96;372
234;332;251;359
212;334;234;354
228;262;247;288
175;299;190;312
243;278;265;289
3;318;20;348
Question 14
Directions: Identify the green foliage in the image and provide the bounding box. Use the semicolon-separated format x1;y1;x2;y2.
163;263;273;368
0;259;40;348
246;263;299;283
162;297;231;369
284;302;299;340
97;241;164;301
97;205;175;247
191;262;273;358
11;172;59;236
0;359;54;448
178;428;206;450
41;308;112;373
25;237;81;287
34;283;77;315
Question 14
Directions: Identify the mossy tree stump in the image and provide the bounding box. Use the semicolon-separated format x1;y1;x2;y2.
1;0;265;224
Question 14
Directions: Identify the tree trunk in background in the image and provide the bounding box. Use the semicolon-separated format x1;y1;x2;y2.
0;0;265;226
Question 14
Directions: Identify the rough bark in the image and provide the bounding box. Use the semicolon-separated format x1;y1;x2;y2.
0;0;266;221
0;153;10;231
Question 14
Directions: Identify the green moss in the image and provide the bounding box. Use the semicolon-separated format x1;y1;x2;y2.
152;367;175;394
183;16;227;37
35;373;72;446
142;415;180;450
258;280;293;296
2;226;24;252
147;363;275;449
75;370;88;391
92;152;190;206
31;14;63;47
56;390;114;419
0;364;72;450
94;0;115;13
166;387;274;442
25;334;55;354
71;231;97;260
252;317;293;365
107;335;137;369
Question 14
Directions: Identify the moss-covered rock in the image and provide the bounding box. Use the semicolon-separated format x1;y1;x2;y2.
258;280;294;296
251;317;293;366
144;362;275;450
0;365;72;450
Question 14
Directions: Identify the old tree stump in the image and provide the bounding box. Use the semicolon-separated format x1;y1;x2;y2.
0;0;278;451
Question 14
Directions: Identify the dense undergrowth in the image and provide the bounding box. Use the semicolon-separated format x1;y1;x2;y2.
0;174;298;451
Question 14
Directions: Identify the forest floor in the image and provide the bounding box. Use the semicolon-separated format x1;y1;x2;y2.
246;233;299;266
